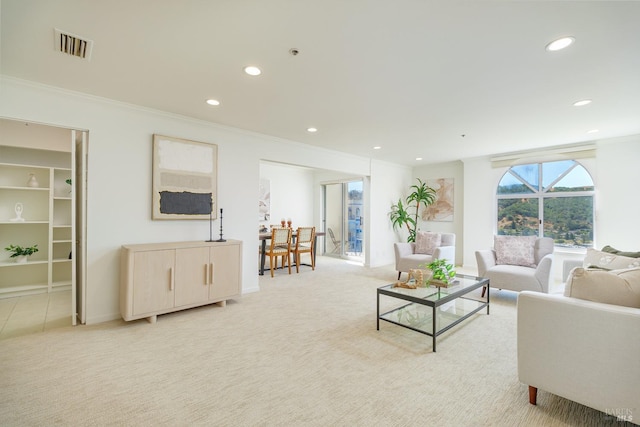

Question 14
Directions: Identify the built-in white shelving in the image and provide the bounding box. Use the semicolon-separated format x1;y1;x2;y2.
0;151;74;298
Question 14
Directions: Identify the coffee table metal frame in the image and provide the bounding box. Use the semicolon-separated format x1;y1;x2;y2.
377;274;489;352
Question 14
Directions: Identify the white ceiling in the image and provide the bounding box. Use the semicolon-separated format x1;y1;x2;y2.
2;0;640;166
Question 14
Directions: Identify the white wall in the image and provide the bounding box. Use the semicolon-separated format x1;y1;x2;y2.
0;119;71;151
369;160;412;267
595;136;640;249
461;156;500;272
259;161;315;229
461;139;640;282
1;77;406;324
3;77;638;322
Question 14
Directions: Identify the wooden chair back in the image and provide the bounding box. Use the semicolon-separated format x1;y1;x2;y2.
292;226;316;272
270;227;292;252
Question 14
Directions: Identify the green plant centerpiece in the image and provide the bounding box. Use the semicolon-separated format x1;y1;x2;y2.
389;178;437;242
425;258;456;287
5;244;39;263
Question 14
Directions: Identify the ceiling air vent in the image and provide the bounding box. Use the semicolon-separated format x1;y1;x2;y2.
54;28;93;60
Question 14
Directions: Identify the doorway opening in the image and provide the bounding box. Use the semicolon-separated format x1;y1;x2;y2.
323;180;364;261
0;118;88;339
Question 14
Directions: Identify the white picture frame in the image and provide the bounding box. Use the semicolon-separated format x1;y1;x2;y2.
152;134;218;220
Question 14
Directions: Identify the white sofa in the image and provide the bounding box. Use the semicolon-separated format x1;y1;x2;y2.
518;287;640;424
393;233;455;280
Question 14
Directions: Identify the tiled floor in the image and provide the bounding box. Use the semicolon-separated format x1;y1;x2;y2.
0;290;72;340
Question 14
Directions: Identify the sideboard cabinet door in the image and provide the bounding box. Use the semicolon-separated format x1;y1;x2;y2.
175;247;210;308
209;244;241;302
132;249;175;316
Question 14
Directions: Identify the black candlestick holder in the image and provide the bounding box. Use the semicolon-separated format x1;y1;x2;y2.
206;202;215;242
215;208;226;242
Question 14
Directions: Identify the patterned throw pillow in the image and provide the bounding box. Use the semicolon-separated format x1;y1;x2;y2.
415;231;441;255
583;248;640;270
494;235;536;267
564;267;640;308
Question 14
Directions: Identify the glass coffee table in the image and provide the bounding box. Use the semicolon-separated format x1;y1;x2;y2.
377;274;489;352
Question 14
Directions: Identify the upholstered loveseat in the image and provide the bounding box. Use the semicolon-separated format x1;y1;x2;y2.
394;232;455;280
518;247;640;424
476;236;554;295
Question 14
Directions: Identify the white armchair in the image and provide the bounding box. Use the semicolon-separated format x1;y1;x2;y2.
475;237;554;296
518;250;640;424
518;291;640;424
394;233;455;280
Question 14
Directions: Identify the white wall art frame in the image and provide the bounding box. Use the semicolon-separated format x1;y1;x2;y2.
152;134;218;220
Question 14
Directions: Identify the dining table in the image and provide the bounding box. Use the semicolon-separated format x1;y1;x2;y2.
258;230;325;275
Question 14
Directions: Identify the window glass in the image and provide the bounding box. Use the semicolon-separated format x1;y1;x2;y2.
496;160;594;248
542;160;575;189
497;198;539;236
511;164;539;189
497;171;535;194
543;196;593;246
548;165;595;192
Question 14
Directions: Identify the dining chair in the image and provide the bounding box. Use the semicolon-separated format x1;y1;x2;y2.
259;227;292;277
291;226;316;273
328;228;342;254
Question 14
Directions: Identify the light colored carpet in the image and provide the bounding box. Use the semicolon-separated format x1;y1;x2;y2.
0;257;627;426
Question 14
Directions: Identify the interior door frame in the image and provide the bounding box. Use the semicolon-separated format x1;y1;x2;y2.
322;179;364;260
74;131;88;324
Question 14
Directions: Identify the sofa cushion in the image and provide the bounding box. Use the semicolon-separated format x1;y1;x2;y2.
415;231;441;255
564;267;640;308
583;248;640;270
601;245;640;258
494;235;536;268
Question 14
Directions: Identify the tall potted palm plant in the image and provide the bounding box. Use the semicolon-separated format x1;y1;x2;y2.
389;178;437;242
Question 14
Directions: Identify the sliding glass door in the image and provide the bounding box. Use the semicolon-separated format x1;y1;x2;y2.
323;180;364;260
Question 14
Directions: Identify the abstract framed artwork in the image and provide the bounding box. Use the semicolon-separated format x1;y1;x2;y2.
422;178;454;222
258;179;271;222
152;134;217;220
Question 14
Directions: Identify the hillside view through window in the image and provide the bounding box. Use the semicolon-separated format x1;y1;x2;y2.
496;160;594;248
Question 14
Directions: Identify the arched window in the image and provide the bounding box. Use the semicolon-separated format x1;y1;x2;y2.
496;160;595;248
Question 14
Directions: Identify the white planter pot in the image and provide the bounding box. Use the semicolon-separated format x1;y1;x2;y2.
15;255;28;263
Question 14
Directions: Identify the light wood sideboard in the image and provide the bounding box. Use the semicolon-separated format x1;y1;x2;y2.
120;239;242;323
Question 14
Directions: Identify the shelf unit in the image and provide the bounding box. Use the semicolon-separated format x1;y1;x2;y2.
0;153;75;298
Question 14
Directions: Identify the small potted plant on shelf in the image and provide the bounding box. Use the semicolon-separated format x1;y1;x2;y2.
424;258;456;287
4;244;39;263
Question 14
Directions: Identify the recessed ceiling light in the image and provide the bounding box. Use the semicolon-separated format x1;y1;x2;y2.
587;129;599;134
244;66;262;76
206;99;220;106
416;157;423;161
373;146;381;150
306;127;317;133
546;36;575;52
573;99;592;107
